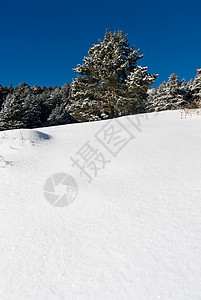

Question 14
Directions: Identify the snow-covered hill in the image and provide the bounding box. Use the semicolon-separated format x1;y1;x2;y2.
1;110;201;299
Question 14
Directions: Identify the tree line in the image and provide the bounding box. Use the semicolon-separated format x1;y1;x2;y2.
0;30;200;131
147;70;201;112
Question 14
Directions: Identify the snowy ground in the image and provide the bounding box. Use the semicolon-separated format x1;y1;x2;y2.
1;110;201;299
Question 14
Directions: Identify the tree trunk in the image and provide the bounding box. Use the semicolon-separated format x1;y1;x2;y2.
107;90;115;118
108;102;114;118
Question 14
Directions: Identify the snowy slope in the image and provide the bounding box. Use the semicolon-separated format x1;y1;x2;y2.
1;110;201;300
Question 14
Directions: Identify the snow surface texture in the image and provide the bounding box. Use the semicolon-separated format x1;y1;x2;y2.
1;110;201;299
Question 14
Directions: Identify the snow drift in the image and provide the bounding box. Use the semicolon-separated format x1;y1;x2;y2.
1;110;201;299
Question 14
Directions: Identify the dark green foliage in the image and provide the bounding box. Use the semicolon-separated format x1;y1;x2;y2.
0;83;76;131
71;29;157;122
192;69;201;100
146;74;192;112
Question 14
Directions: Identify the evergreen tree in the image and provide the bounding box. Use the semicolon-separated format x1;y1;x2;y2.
181;78;186;88
146;74;190;112
47;103;78;126
0;84;42;130
187;78;194;89
165;74;185;109
0;82;76;131
191;68;201;100
0;85;13;112
146;81;167;112
70;29;157;121
167;73;179;90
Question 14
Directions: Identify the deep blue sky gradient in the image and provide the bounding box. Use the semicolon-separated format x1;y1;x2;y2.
1;0;201;87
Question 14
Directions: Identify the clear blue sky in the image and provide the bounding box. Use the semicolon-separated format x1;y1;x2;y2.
1;0;201;88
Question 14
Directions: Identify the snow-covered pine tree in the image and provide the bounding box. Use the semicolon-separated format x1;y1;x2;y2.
0;82;76;131
187;78;193;90
181;78;186;88
167;73;179;90
145;87;158;112
165;73;186;109
70;29;157;121
146;81;167;112
0;84;42;130
0;85;13;112
146;74;190;112
46;103;78;126
181;68;201;115
191;68;201;100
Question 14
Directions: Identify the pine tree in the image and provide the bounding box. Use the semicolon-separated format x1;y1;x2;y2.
146;81;167;112
165;73;185;109
70;29;157;121
167;73;179;91
146;74;190;112
0;85;13;112
191;68;201;100
181;68;201;114
0;84;42;130
187;78;193;89
0;82;76;131
181;78;186;88
46;103;78;126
